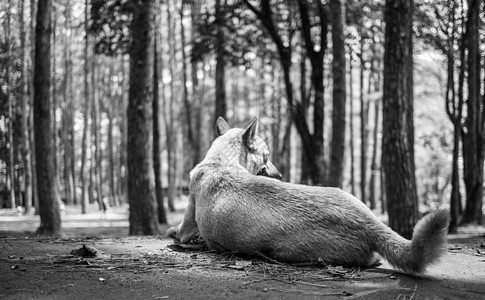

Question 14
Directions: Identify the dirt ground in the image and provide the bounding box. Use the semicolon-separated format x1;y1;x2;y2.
1;204;485;300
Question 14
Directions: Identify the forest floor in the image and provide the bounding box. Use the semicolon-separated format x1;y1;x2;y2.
1;200;485;300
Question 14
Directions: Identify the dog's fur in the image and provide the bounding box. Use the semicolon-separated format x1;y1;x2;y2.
167;117;450;274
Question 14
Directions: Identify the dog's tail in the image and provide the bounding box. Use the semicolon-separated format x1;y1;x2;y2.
375;209;450;274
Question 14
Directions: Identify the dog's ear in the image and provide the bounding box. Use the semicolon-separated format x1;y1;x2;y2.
243;118;258;150
216;117;231;136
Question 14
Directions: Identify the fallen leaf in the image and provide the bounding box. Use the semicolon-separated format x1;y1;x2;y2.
99;278;106;283
11;265;19;270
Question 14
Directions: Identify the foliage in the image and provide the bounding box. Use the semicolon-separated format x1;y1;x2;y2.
89;0;133;56
192;1;276;68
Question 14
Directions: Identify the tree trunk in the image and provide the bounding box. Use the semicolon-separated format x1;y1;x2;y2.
367;30;378;210
328;0;346;188
449;122;461;232
299;57;310;184
214;0;226;130
369;98;380;210
127;0;160;235
80;0;90;214
6;0;16;209
51;7;59;197
190;2;202;166
153;9;167;224
445;0;461;234
298;0;328;185
62;57;72;205
359;34;367;204
349;46;356;195
180;5;195;171
380;164;387;214
20;0;33;214
66;2;76;206
62;4;74;205
91;57;103;209
165;1;176;212
119;55;129;201
107;60;117;206
30;0;39;214
382;0;418;239
33;0;62;235
461;0;483;225
271;64;281;173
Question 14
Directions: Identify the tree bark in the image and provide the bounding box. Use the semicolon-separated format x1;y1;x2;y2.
62;3;75;205
20;0;33;213
461;0;483;225
153;6;167;224
367;29;380;210
328;0;346;188
165;1;177;212
80;0;90;214
119;55;129;200
107;59;117;206
30;0;39;214
349;46;356;195
299;56;310;184
444;0;461;233
127;0;160;235
369;51;382;209
214;0;227;129
369;98;381;210
6;0;16;209
191;2;202;166
67;3;76;206
91;57;103;209
359;34;367;204
382;0;418;239
33;0;62;235
298;0;328;185
51;7;58;195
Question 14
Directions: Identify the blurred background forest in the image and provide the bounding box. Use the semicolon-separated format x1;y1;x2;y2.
0;0;484;236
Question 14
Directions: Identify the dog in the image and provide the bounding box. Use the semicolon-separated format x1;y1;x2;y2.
167;117;450;274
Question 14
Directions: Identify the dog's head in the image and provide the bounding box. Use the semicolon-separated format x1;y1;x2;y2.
214;117;282;180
